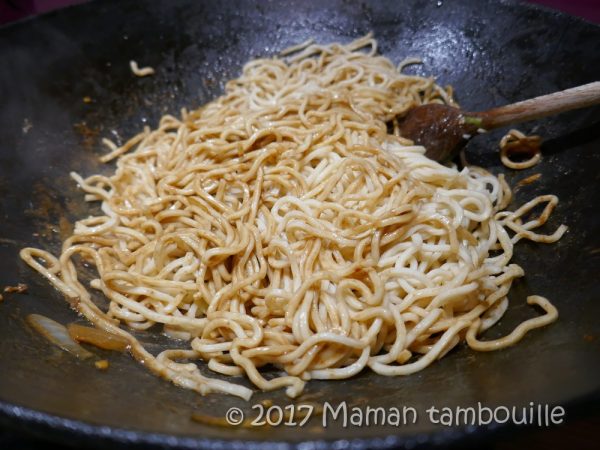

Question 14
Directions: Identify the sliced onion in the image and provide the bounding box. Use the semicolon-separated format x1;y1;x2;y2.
67;323;129;352
26;314;94;360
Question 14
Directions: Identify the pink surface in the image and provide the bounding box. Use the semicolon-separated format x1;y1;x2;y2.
0;0;86;24
0;0;599;25
533;0;600;23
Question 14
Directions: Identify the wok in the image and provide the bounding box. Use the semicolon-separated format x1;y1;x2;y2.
0;0;599;448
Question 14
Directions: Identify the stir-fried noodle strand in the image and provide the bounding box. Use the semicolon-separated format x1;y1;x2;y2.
500;129;542;170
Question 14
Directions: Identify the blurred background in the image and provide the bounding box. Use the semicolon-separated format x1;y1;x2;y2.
1;0;599;25
1;0;600;24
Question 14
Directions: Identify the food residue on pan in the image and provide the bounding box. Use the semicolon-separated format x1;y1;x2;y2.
0;237;20;246
73;122;100;150
130;60;155;77
95;359;110;370
516;173;542;188
26;315;126;370
3;283;28;294
22;118;32;134
191;412;253;428
26;314;94;360
67;323;129;352
24;184;78;241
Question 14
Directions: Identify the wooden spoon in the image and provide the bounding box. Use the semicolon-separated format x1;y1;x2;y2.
399;82;600;162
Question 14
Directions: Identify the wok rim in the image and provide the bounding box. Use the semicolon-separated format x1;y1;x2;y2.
0;394;598;449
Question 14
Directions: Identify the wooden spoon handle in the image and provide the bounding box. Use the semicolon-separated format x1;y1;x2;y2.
477;81;600;130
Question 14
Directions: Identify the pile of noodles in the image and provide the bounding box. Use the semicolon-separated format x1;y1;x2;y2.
21;35;566;400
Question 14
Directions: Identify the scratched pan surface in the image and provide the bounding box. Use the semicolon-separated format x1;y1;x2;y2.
0;0;599;448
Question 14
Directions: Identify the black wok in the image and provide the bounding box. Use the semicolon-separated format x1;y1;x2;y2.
0;0;599;448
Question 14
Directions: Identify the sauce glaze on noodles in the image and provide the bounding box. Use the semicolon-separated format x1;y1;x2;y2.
20;35;566;400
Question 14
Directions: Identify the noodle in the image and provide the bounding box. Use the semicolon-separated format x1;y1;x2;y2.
466;296;558;351
129;60;155;77
500;129;542;169
20;36;566;400
280;38;315;56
